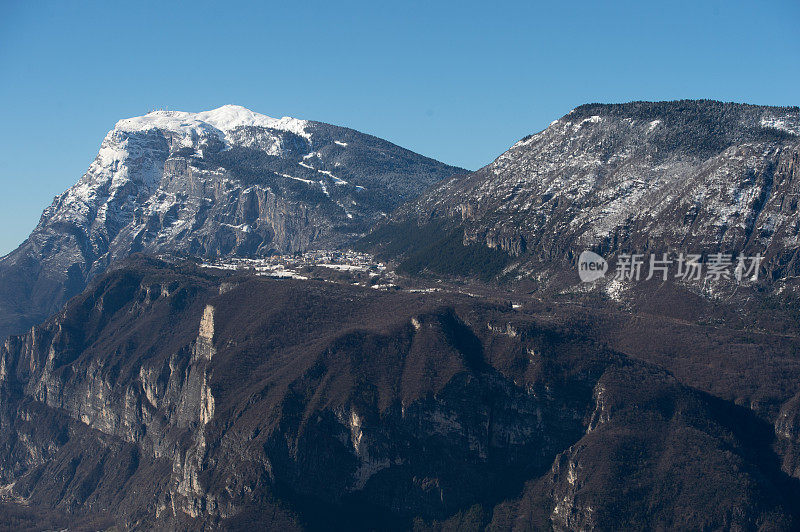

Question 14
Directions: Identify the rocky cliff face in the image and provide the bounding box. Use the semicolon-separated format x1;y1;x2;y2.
776;390;800;480
0;105;465;339
362;100;800;292
0;258;797;529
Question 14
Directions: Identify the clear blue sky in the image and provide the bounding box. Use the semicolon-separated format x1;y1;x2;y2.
0;0;798;255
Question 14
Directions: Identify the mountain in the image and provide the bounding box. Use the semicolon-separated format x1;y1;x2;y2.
3;101;800;529
0;105;466;339
361;100;800;294
1;257;798;529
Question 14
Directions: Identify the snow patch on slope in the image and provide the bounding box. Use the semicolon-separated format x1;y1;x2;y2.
761;116;799;135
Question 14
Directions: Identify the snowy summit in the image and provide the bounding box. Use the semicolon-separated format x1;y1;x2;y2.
114;104;312;140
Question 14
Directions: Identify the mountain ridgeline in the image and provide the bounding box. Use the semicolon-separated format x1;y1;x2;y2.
0;105;465;339
361;100;800;292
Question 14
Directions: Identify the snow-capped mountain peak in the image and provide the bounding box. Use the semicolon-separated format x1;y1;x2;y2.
0;106;466;339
